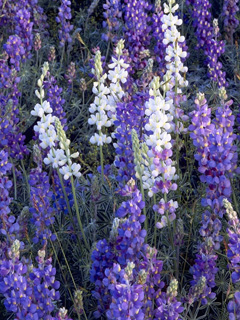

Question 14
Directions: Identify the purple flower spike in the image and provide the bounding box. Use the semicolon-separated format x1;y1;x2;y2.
56;0;73;47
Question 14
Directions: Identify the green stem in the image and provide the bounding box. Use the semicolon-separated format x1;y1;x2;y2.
20;159;30;200
99;143;104;184
70;176;90;251
231;178;239;214
180;200;196;288
50;233;82;320
140;177;148;234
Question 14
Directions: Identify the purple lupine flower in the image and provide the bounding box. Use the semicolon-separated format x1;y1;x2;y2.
102;0;122;43
90;239;117;318
143;249;165;319
90;179;146;318
189;90;238;303
91;179;169;318
106;263;145;320
44;73;67;129
115;186;146;266
224;199;240;285
29;249;60;318
0;151;14;238
123;0;152;71
48;46;56;62
56;0;73;47
153;198;178;229
29;168;56;244
15;8;33;58
65;62;76;85
0;55;28;160
155;278;184;320
3;35;26;71
0;240;37;318
0;241;61;320
188;93;218;301
114;93;148;186
34;32;41;51
0;0;48;34
187;0;227;87
228;292;240;320
223;0;239;44
152;0;166;77
187;276;207;305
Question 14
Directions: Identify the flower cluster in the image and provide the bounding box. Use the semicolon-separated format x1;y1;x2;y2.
31;62;81;180
0;150;16;239
152;0;165;76
3;35;26;71
114;92;147;185
223;0;239;43
162;0;188;89
44;72;68;129
155;278;184;319
123;0;152;71
0;241;61;320
89;40;129;146
189;89;238;303
102;0;122;43
91;180;147;318
34;33;41;51
228;292;240;320
105;263;145;320
56;307;73;320
65;62;76;85
142;76;177;197
56;0;73;47
15;8;33;58
161;0;188;134
224;199;240;285
29;167;56;244
187;0;227;87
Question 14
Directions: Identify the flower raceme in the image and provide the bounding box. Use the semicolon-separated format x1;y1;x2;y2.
31;62;81;180
88;40;129;146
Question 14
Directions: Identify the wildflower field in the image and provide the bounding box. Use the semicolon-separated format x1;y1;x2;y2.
1;0;240;319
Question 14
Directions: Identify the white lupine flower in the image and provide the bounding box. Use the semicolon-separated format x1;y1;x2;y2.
90;133;112;146
89;40;129;147
59;165;72;180
136;76;178;197
32;62;82;181
31;104;44;117
71;163;81;178
42;100;53;114
44;149;66;168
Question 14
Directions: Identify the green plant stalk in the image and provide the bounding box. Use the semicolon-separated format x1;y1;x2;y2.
20;159;30;200
70;175;90;250
164;192;178;278
139;176;148;233
231;178;239;214
50;233;85;320
30;51;39;100
99;139;104;184
180;200;197;288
